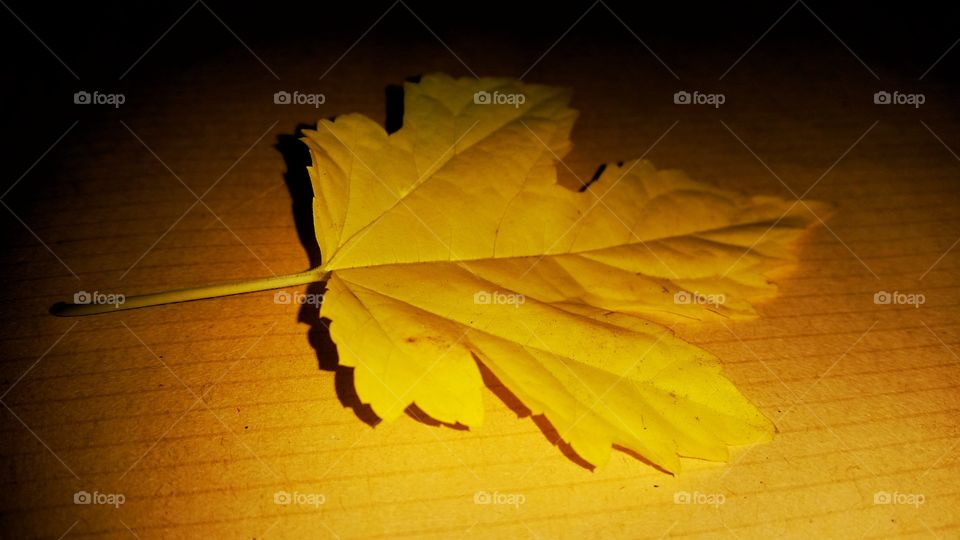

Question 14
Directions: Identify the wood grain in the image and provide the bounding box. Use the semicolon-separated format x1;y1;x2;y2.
1;27;959;539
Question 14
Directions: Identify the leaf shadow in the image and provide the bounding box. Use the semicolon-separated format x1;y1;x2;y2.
275;108;450;431
276;123;380;427
273;77;460;433
476;360;596;471
274;84;633;470
480;359;674;474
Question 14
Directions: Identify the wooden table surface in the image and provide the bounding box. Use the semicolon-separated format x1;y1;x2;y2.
1;3;959;538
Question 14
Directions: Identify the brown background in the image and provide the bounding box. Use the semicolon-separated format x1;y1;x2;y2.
1;1;959;538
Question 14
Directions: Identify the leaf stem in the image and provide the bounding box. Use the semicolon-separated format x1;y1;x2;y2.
52;267;331;317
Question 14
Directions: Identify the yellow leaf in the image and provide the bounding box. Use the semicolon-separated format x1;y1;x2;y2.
304;73;825;472
52;73;825;473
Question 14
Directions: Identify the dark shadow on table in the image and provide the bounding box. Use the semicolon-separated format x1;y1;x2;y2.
272;78;422;429
276;122;380;427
